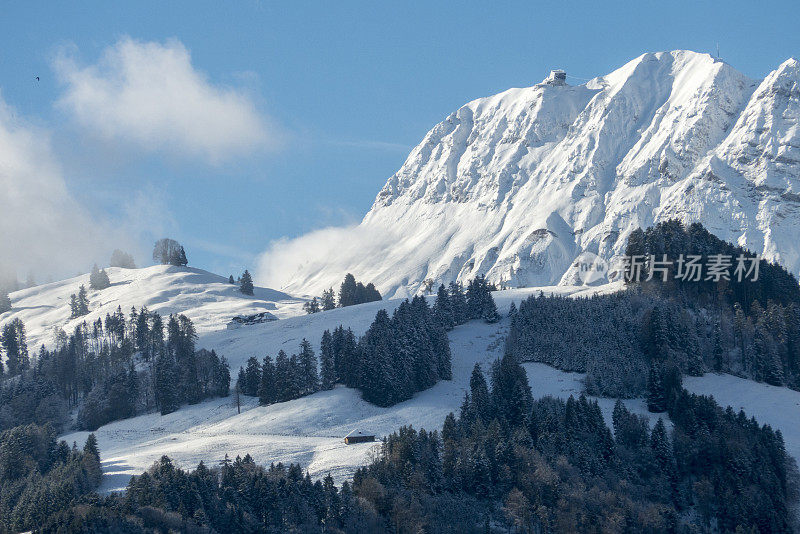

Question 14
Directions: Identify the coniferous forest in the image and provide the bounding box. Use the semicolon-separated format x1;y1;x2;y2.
17;352;796;533
0;306;230;433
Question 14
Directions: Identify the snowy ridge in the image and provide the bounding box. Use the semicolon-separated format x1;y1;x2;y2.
1;265;303;350
281;50;800;298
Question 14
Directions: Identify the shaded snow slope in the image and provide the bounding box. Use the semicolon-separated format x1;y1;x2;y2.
278;50;800;298
1;265;303;350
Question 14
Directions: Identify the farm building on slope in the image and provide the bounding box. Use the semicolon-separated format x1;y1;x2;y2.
344;430;375;445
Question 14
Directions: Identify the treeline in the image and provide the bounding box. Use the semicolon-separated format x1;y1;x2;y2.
506;222;800;396
0;424;102;532
304;273;382;313
0;308;229;433
36;354;795;532
237;339;320;405
626;219;800;311
240;294;454;408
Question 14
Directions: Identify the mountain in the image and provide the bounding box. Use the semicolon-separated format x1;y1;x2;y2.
283;50;800;298
2;265;302;350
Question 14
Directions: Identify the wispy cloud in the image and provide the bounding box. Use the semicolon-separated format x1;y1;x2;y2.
53;37;278;163
0;93;164;280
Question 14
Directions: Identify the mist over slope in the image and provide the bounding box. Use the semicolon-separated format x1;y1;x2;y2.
269;50;800;298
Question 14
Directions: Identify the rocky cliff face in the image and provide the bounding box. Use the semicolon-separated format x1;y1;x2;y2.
286;50;800;298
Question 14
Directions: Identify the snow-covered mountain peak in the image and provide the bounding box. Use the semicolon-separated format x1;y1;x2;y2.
282;51;800;298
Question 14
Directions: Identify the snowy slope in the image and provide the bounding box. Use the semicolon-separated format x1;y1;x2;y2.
277;50;800;298
60;284;634;493
1;265;304;350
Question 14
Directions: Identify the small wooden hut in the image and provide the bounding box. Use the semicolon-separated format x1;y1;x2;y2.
344;430;375;445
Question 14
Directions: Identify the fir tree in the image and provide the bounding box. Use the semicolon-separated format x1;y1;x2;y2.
215;356;231;397
1;318;28;376
0;288;11;313
243;357;262;396
89;264;111;290
303;297;320;314
321;288;336;311
320;330;336;390
258;355;275;405
448;281;468;325
433;284;454;330
469;364;491;421
239;270;254;296
338;273;358;307
358;309;396;406
490;353;532;427
155;349;179;415
481;292;500;323
70;285;90;318
298;339;319;394
173;246;188;267
646;363;666;413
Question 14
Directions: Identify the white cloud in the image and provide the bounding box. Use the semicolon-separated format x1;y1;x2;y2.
0;93;161;281
54;37;274;163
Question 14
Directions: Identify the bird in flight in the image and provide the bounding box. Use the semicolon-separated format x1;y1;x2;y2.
34;76;39;82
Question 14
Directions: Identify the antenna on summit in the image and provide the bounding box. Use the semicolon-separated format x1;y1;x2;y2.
716;43;720;60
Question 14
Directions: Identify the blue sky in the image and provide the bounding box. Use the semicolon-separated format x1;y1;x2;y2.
2;1;799;281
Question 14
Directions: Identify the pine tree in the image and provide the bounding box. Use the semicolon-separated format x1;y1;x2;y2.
298;339;319;394
258;355;275;405
243;356;262;396
481;292;500;323
507;301;517;319
465;278;482;320
174;246;189;267
155;349;179;415
433;284;454;330
320;330;336;390
89;264;111;290
78;285;89;314
359;309;396;406
338;274;358;307
321;288;336;311
490;353;532;427
650;418;674;471
239;270;254;296
646;363;666;413
469;364;491;421
216;355;231;397
448;282;468;325
228;275;235;284
303;297;320;314
70;285;90;318
1;318;28;376
0;287;12;313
